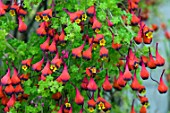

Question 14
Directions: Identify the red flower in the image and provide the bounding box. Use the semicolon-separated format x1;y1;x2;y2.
134;22;143;44
51;52;62;69
76;10;84;18
147;47;156;69
59;29;66;45
138;95;149;107
102;70;112;92
54;33;59;41
128;0;138;10
87;77;98;92
58;105;63;113
36;22;47;36
1;95;9;106
140;58;149;80
22;57;33;71
11;67;20;85
138;85;146;95
52;92;62;101
32;57;44;71
155;43;165;66
4;106;9;112
41;9;53;21
96;89;107;110
17;8;27;16
48;29;55;37
14;84;24;94
0;85;5;98
113;76;122;90
0;0;8;16
130;70;142;91
56;76;62;83
22;57;33;67
41;60;52;76
142;24;153;44
140;55;148;66
140;105;147;113
81;76;89;90
99;46;108;60
92;15;102;33
63;8;77;22
40;74;46;81
94;34;104;43
87;93;96;112
18;16;27;32
123;57;132;81
151;24;158;31
40;37;50;51
75;87;84;105
132;0;140;3
10;2;19;16
86;66;97;77
4;84;15;96
131;12;140;25
82;44;93;60
48;39;57;53
20;73;29;81
86;5;95;16
1;68;11;86
117;67;127;87
158;69;168;93
128;48;139;70
7;94;16;108
59;63;70;83
103;101;111;112
72;42;85;58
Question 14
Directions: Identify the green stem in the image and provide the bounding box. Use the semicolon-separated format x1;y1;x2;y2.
119;17;134;35
5;41;17;54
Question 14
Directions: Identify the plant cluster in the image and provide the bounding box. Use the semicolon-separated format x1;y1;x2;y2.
0;0;168;113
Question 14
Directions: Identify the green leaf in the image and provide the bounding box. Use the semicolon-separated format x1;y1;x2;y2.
58;86;64;92
24;79;32;86
70;65;79;73
99;3;107;10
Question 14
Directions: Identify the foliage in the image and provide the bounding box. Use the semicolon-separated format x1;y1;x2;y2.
0;0;168;113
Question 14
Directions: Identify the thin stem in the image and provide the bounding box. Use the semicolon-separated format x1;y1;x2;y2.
119;16;134;35
5;41;17;54
150;70;159;84
51;0;55;10
7;33;15;38
160;69;165;80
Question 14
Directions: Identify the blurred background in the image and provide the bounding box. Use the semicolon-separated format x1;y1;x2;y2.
140;0;170;113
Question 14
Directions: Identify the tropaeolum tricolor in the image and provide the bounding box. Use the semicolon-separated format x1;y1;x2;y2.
0;0;168;113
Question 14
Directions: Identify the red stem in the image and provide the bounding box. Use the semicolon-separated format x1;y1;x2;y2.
156;42;158;51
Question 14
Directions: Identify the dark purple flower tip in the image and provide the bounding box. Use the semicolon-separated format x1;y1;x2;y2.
30;100;34;104
62;50;69;58
41;103;44;107
38;96;42;99
35;104;38;107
